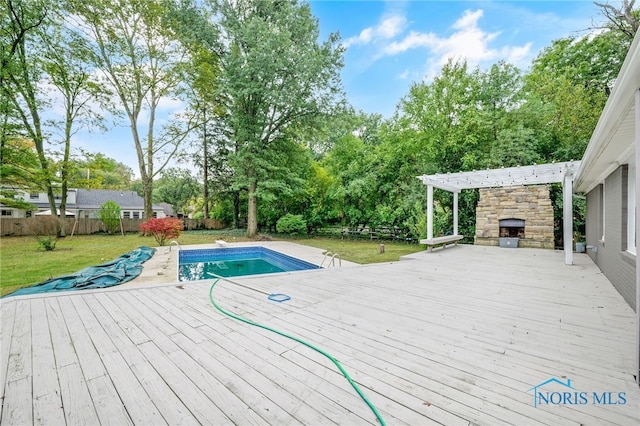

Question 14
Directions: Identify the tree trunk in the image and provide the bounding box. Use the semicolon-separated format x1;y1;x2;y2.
58;108;74;237
233;191;240;229
247;167;258;237
143;176;153;219
202;109;209;219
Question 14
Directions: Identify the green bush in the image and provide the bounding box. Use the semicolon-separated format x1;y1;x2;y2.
99;200;121;234
36;236;57;251
405;201;427;240
25;216;62;251
276;214;307;235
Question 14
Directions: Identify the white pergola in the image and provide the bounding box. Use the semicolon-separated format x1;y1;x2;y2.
417;161;582;265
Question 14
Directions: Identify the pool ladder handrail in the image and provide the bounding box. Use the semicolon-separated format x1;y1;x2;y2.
169;240;181;252
321;251;341;268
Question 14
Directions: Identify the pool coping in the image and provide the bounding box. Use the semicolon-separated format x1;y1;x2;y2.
118;241;361;289
177;246;322;280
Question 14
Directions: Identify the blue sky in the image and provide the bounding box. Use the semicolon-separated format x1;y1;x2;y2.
73;0;605;176
309;0;602;117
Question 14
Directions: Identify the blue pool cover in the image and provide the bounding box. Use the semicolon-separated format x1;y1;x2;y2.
4;246;156;297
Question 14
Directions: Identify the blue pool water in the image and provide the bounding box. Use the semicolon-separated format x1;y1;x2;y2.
178;246;321;281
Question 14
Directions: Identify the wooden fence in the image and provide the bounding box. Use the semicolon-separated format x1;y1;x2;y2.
0;217;225;237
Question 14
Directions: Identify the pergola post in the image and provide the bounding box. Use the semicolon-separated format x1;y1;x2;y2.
453;191;459;235
427;184;433;240
563;172;573;265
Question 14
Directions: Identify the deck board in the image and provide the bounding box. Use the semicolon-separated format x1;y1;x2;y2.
99;351;167;425
1;245;639;425
57;297;107;381
0;296;16;407
170;332;301;425
57;362;101;425
85;374;134;426
135;340;233;424
30;298;65;425
269;311;569;426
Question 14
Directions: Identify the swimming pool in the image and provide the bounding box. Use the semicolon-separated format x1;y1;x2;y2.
178;246;321;281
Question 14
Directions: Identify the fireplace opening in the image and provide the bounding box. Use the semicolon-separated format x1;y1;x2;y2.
499;218;525;239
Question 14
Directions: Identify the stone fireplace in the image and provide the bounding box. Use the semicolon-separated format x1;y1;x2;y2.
475;185;554;249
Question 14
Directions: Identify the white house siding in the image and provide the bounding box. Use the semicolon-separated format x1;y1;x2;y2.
586;166;636;310
0;208;27;218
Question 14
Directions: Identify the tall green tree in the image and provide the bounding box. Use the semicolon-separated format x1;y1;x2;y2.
397;60;484;172
321;111;386;229
0;2;41;207
153;168;200;216
1;0;58;215
0;136;39;209
68;152;134;189
476;62;524;155
38;2;106;232
2;0;108;235
214;0;343;236
69;0;192;220
524;30;620;161
530;31;630;99
165;0;223;221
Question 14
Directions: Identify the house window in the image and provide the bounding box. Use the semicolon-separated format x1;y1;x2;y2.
1;210;12;216
29;193;39;199
123;211;131;219
132;211;140;219
153;212;158;218
628;162;636;254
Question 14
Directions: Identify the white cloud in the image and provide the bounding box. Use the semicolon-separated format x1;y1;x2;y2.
343;14;407;48
502;43;533;65
381;9;532;78
157;96;185;112
452;8;484;31
384;31;436;55
378;15;406;38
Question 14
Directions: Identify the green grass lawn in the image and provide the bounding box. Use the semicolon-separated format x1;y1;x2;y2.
288;236;422;264
0;231;424;296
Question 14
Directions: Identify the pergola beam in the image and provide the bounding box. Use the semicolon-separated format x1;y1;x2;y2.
417;176;461;193
418;162;581;191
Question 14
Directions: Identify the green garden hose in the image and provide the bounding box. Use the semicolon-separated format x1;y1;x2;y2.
208;279;386;426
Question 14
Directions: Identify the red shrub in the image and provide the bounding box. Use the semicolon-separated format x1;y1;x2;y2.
139;217;184;246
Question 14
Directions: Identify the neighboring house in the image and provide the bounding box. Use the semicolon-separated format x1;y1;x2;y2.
1;188;77;218
574;30;640;311
0;188;165;219
157;202;175;217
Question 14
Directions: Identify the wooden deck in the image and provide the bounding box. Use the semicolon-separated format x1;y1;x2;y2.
1;245;639;425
